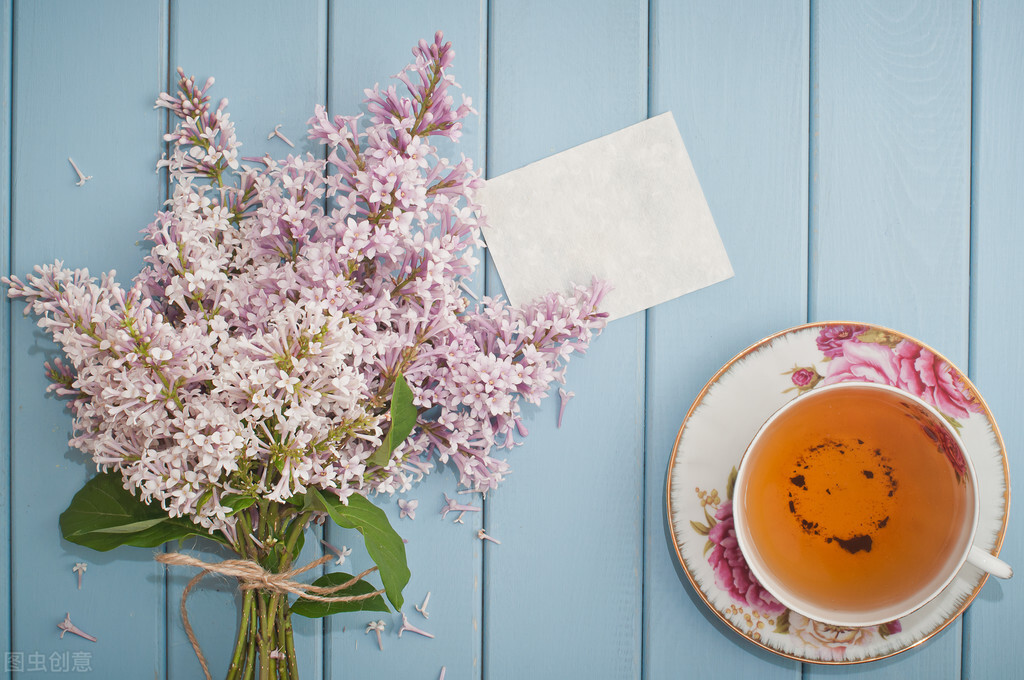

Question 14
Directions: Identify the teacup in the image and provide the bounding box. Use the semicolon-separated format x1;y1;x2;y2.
732;381;1012;628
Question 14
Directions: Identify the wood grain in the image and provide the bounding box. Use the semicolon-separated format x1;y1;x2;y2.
484;1;647;678
645;1;808;678
965;0;1024;677
9;1;169;676
808;1;971;678
0;0;11;670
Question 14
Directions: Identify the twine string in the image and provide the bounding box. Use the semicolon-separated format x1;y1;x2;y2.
155;552;384;680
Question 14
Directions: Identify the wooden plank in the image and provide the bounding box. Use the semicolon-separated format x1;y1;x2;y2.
325;2;487;678
165;1;329;677
645;1;808;678
9;1;168;676
964;0;1024;677
807;1;971;677
0;0;11;673
484;2;647;678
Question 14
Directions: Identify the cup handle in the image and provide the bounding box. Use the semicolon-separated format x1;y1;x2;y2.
967;545;1013;579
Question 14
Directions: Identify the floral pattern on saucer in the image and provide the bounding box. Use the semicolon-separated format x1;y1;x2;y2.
788;324;982;423
668;322;1009;664
691;465;902;662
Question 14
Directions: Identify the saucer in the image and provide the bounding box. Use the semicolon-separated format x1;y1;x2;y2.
666;322;1009;664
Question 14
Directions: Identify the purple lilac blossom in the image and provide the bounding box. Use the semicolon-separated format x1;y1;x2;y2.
3;33;608;532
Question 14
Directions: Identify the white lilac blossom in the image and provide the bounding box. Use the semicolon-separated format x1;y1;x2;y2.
4;32;607;535
366;620;386;651
397;611;434;639
73;562;87;590
57;613;97;642
319;539;351;566
557;388;574;428
67;158;92;186
477;529;500;545
440;494;479;520
267;124;295;148
398;498;418;520
415;591;431;619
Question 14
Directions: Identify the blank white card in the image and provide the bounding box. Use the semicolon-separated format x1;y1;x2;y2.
477;112;733;321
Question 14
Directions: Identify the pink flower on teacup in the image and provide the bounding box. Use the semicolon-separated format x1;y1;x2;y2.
921;420;969;482
821;339;901;387
706;501;786;616
893;341;981;420
788;612;883;661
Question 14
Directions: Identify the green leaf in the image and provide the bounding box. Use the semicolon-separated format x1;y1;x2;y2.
690;520;710;536
703;539;715;556
303;488;410;610
90;518;168;534
774;609;790;634
60;472;210;551
220;494;257;514
293;530;306;560
290;572;389;618
367;373;417;467
726;466;738;501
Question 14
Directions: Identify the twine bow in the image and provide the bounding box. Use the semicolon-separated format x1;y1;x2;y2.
155;552;384;680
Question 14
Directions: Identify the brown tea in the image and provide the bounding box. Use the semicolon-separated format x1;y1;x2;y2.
740;385;973;618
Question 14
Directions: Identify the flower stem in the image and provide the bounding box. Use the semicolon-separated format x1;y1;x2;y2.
265;593;283;677
258;593;271;680
281;513;310;564
225;590;254;680
284;615;299;679
277;599;298;679
243;594;258;680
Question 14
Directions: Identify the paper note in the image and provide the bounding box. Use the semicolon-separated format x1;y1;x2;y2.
477;112;733;321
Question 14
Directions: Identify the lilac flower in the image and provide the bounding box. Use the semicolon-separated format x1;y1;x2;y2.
2;34;608;534
398;612;434;639
440;494;479;520
557;388;575;428
57;613;97;643
398;499;418;520
320;540;351;566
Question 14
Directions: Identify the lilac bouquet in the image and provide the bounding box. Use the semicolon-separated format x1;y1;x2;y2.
4;33;607;680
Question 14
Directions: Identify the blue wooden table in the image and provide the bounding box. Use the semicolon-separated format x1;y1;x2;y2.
1;1;1021;678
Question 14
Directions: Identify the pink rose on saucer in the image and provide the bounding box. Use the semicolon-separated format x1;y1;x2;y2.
893;341;981;420
816;325;867;358
821;340;901;387
791;368;817;388
707;501;786;615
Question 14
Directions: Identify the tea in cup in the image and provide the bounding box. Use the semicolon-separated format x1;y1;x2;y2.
732;382;1012;627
